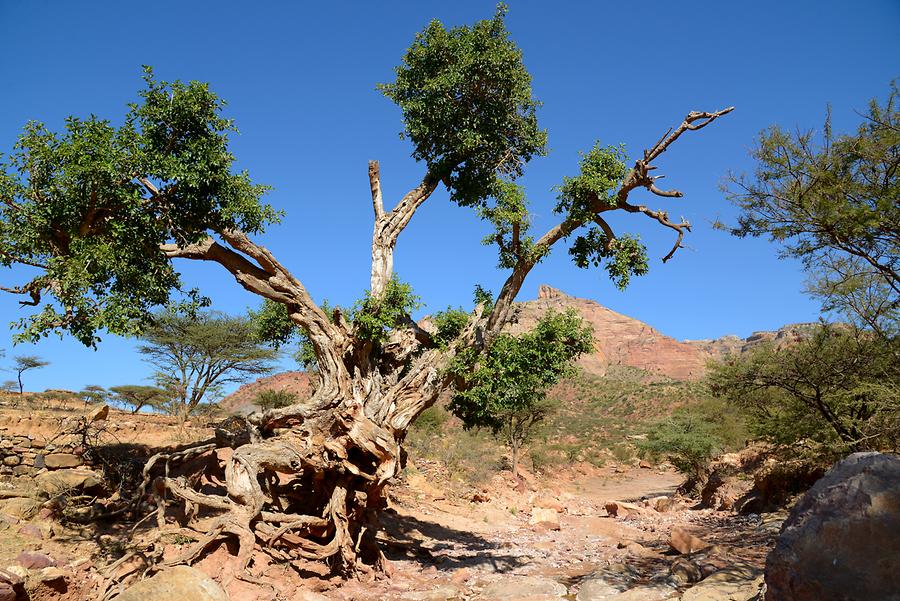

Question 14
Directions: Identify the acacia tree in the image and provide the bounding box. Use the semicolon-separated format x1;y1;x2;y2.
0;8;730;575
12;355;49;395
138;309;279;420
448;309;593;478
723;83;899;337
109;384;171;414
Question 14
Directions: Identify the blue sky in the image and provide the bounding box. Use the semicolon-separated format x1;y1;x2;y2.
0;1;898;394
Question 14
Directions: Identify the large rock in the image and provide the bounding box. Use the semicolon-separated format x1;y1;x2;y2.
114;566;229;601
35;468;104;495
765;452;900;601
42;453;82;469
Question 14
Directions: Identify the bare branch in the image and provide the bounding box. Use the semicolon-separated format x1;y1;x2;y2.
368;161;384;219
486;106;733;333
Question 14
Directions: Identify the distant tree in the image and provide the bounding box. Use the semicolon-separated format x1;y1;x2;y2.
0;380;16;393
723;83;899;337
109;385;171;414
448;309;594;478
12;355;49;395
79;384;108;406
709;324;899;454
138;309;279;421
254;389;297;411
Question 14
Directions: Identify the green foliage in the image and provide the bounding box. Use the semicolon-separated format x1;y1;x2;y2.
708;324;899;453
448;309;593;473
139;308;279;418
569;232;649;290
473;284;494;312
479;181;542;269
351;275;421;343
250;298;337;370
0;67;275;345
410;404;449;435
431;307;469;348
79;385;108;405
555;143;629;219
109;384;170;414
254;389;298;411
378;4;547;206
449;309;593;432
723;82;899;336
639;413;724;477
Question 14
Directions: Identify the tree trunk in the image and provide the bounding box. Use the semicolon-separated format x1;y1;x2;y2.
17;372;23;396
510;437;520;480
148;339;451;576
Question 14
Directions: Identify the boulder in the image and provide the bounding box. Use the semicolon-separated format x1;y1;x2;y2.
114;566;229;601
765;452;900;601
43;454;82;469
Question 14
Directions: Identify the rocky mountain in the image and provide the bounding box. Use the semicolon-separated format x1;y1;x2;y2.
516;285;817;381
220;284;815;412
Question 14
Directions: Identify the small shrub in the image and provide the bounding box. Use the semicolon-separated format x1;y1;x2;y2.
254;389;297;411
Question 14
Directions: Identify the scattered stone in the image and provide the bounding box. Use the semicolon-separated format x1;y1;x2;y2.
575;576;621;600
88;404;109;422
402;584;464;600
529;507;561;530
765;452;900;601
43;453;82;469
471;492;490;503
638;460;653;469
681;567;763;601
35;468;103;494
16;552;55;570
669;527;710;554
0;497;42;520
649;496;677;513
478;575;568;600
1;456;19;467
670;557;703;584
604;501;642;518
612;584;678;601
16;524;43;539
114;566;229;601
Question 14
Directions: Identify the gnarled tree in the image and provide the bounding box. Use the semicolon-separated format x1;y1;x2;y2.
0;7;731;577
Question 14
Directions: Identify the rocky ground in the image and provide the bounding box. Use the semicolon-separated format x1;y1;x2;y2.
0;446;779;600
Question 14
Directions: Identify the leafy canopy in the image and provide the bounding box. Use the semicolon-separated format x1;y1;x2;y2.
379;4;547;207
0;67;276;345
723;82;899;335
708;324;900;453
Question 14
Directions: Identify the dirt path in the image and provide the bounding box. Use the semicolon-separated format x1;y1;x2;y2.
310;468;773;601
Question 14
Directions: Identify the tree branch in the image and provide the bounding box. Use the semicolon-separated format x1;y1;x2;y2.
486;106;733;334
